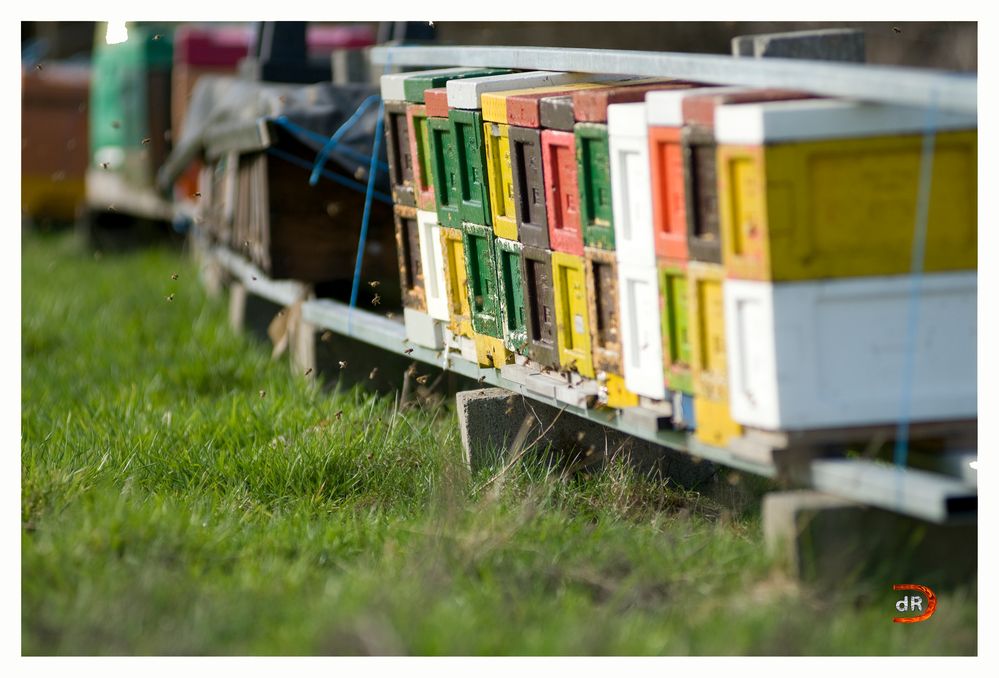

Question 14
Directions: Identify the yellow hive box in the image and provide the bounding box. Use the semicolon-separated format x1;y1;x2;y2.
693;396;744;447
480;81;616;125
603;372;639;409
686;261;743;446
483;122;518;240
473;333;511;368
551;251;594;378
714;99;978;282
440;226;473;338
22;175;85;222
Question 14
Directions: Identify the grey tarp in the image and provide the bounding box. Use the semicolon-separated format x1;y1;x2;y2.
157;75;388;194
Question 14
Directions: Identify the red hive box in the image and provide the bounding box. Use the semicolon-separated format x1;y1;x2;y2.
541;129;583;255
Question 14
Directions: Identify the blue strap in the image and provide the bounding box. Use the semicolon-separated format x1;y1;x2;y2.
271;115;388;174
347;49;393;334
894;92;940;471
347;98;386;334
308;94;383;187
266;146;392;204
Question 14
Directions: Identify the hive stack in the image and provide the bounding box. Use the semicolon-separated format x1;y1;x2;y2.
645;86;817;444
437;70;609;368
713;98;977;435
382;67;511;352
378;63;977;453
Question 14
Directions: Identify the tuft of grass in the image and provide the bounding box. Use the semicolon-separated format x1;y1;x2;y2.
21;230;976;655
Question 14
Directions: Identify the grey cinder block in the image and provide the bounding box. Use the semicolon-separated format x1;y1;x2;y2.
732;28;865;62
763;490;975;586
456;388;715;489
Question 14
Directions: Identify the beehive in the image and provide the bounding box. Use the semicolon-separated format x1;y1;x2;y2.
542;129;583;255
551;251;594;377
509;125;549;249
461;222;503;339
417;209;449;322
723;272;977;430
607;103;655;266
394;204;425;310
687;261;742;446
383;101;415;207
617;262;667;400
440;226;473;338
575;123;615;250
483;121;518;239
521;245;560;369
646;86;735;261
426;116;461;228
714;99;978;281
657;257;693;394
450;109;492;226
494;237;528;354
406;104;436;211
584;247;622;375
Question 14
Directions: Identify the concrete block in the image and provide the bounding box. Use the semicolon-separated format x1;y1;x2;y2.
732;28;865;62
404;306;444;350
456;388;716;489
763;490;976;586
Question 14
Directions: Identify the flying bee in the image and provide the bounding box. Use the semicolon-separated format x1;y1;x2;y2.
477;375;486;385
416;375;429;385
193;192;201;198
321;330;333;342
35;63;43;71
141;137;151;145
259;390;266;398
334;410;343;420
368;367;379;380
371;293;381;306
338;360;348;369
170;273;178;280
369;280;380;288
304;367;313;377
111;120;121;129
403;348;414;355
100;162;110;170
386;312;396;319
166;293;175;302
153;34;162;40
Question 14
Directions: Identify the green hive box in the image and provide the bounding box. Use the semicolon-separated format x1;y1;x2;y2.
403;68;514;104
427;116;461;229
449;109;491;227
575;122;615;250
494;237;528;354
461;222;502;339
89;24;174;191
658;262;693;394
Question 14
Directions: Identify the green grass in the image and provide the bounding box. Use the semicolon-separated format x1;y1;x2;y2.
21;230;976;655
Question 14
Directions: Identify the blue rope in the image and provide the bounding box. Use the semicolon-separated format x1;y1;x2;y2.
308;94;383;187
271;115;388;174
347;98;385;334
266;146;392;205
347;49;393;334
894;93;940;471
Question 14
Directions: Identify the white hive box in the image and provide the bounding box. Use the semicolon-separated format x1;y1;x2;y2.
724;272;977;430
446;71;621;110
379;67;473;101
416;209;449;323
644;85;749;127
607;102;654;266
714;98;978;145
617;262;667;400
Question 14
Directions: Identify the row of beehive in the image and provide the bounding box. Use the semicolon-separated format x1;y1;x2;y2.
380;67;978;447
